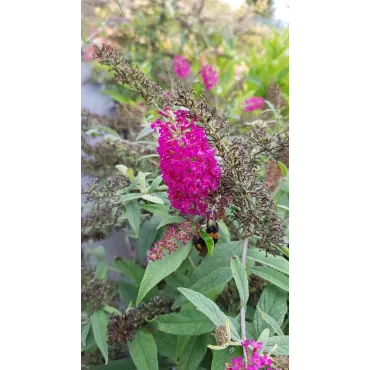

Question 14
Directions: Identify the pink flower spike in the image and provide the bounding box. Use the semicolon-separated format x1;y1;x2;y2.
151;109;221;216
241;339;251;348
261;355;272;366
173;56;191;79
200;65;219;90
243;97;265;112
231;356;244;370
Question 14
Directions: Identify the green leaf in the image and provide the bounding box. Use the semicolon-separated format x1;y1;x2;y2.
91;310;108;364
281;246;289;258
148;175;163;192
128;328;158;370
81;326;96;352
252;266;289;292
165;271;190;289
155;332;177;360
257;306;285;336
190;242;242;283
253;285;288;338
90;358;172;370
138;154;159;161
257;328;270;346
125;201;141;238
218;220;231;242
140;203;169;216
227;316;241;334
205;283;228;301
141;194;164;204
211;346;243;370
264;335;289;356
138;215;163;263
90;359;137;370
81;323;91;347
278;161;288;177
152;192;170;205
102;306;121;315
121;193;143;202
137;172;148;188
156;215;186;230
90;125;120;137
151;309;216;335
230;256;249;307
199;229;215;256
137;242;192;305
178;335;208;370
117;280;138;305
177;288;240;341
172;267;233;309
136;126;154;141
114;258;145;286
115;164;128;174
175;335;191;360
246;248;289;275
277;204;289;212
155;185;168;191
126;168;135;180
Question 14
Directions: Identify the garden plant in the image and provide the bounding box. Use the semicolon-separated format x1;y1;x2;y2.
81;1;289;369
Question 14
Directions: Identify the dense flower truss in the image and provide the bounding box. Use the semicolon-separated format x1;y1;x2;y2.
225;340;279;370
151;109;221;216
148;220;195;262
200;65;219;90
173;55;191;79
243;97;265;112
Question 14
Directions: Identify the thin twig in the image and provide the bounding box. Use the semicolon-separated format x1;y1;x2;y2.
241;238;249;363
188;256;196;270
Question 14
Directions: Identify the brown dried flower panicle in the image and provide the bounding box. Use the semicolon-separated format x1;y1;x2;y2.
108;296;171;344
81;262;117;314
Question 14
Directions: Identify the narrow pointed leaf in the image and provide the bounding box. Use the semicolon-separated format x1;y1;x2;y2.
128;328;158;370
230;256;249;307
178;288;240;341
91;310;108;364
137;242;192;305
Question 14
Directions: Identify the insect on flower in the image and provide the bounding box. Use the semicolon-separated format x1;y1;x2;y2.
193;220;219;257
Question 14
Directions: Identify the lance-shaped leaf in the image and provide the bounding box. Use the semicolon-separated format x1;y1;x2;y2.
125;200;141;238
257;306;285;336
156;215;186;230
199;229;215;256
151;309;216;335
128;328;158;370
178;288;240;341
230;256;249;307
136;242;192;305
91;310;108;364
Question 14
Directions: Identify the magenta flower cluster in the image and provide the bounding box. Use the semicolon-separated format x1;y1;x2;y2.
172;55;219;90
243;97;265;112
151;109;221;216
148;220;194;262
200;65;219;91
173;56;191;79
225;340;279;370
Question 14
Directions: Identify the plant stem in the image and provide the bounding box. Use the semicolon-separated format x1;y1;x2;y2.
188;256;196;270
241;238;249;363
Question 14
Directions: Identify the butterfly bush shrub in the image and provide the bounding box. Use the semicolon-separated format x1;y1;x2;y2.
81;5;289;366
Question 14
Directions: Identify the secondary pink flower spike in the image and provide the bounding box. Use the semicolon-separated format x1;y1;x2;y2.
173;56;191;79
243;97;265;112
200;65;219;90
